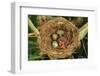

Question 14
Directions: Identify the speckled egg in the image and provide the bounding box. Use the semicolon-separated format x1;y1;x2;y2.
57;30;64;37
52;41;58;48
52;33;58;40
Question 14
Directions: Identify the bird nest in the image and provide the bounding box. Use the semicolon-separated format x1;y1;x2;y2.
38;17;80;59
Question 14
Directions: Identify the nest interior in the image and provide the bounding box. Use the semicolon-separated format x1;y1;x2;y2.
38;17;80;59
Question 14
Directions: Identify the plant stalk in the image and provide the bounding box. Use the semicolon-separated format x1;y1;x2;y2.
28;18;40;35
79;23;88;40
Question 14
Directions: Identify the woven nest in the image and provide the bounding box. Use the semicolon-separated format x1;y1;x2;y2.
38;17;80;59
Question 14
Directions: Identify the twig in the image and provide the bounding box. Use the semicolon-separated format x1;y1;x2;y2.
28;32;36;36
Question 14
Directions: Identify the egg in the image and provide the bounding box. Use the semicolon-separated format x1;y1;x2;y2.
57;30;64;37
52;41;58;48
52;33;58;40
